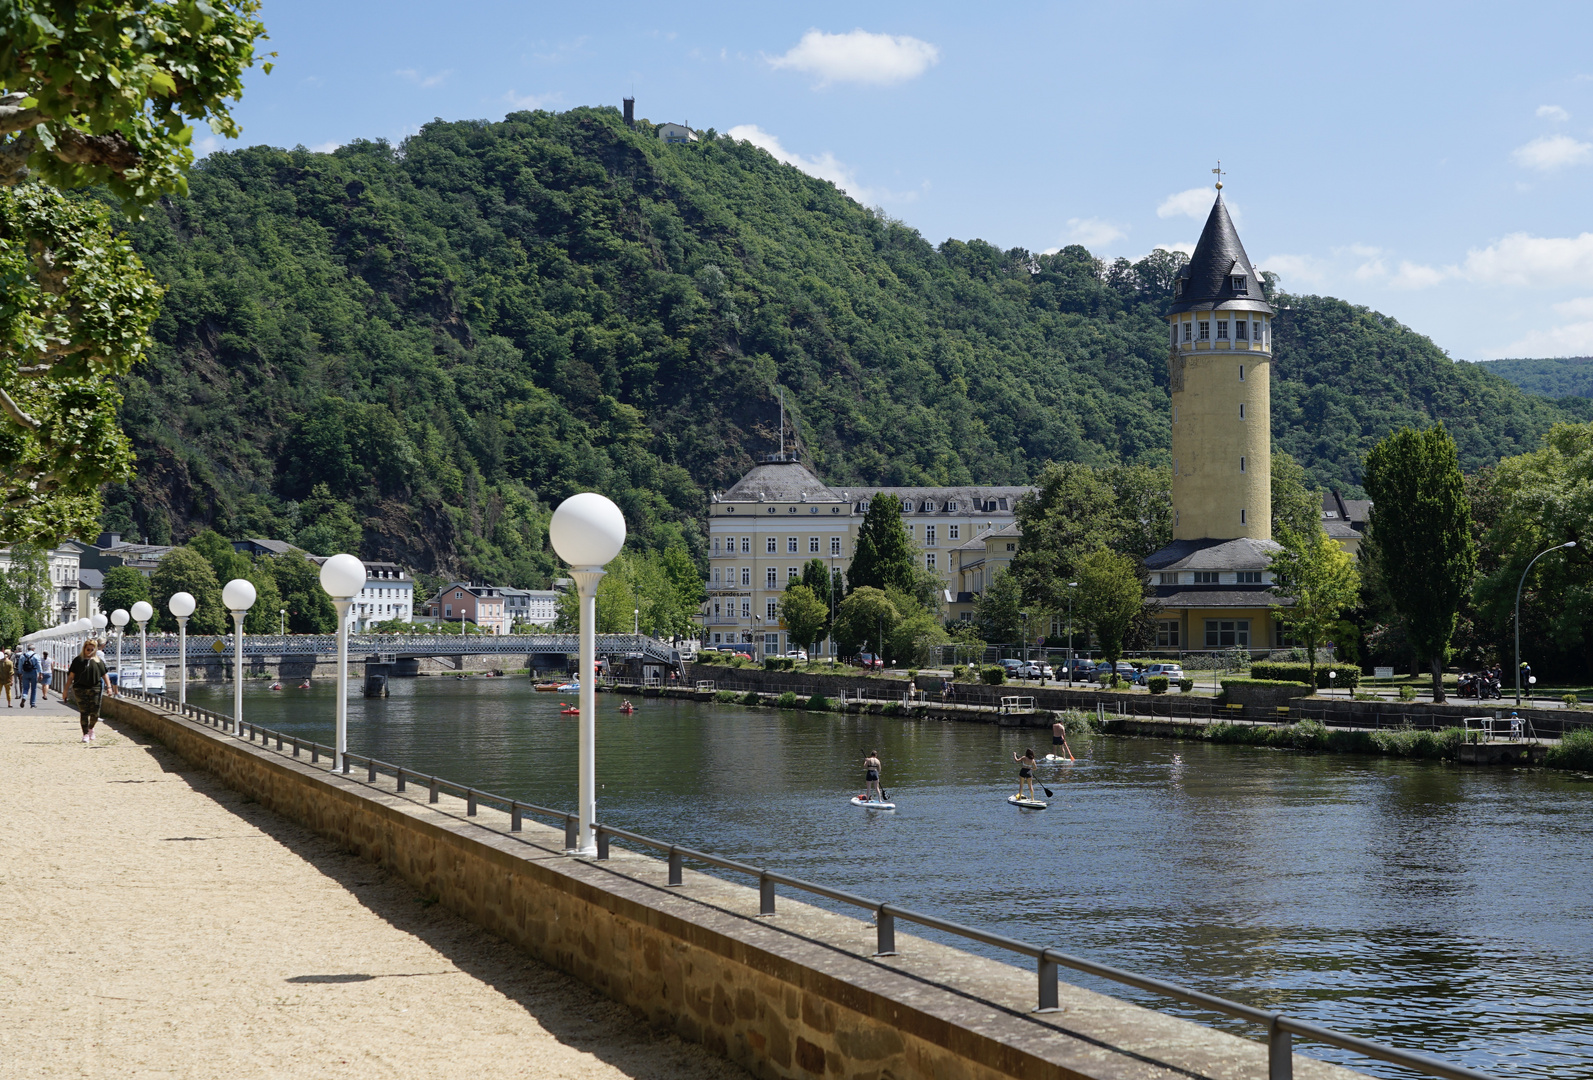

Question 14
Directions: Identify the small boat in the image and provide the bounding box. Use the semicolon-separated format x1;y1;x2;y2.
557;682;579;692
269;682;282;691
533;682;562;692
618;705;636;714
559;702;580;715
298;681;311;690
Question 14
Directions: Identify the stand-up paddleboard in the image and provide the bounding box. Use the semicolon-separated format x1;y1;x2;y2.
1042;754;1073;763
850;796;896;810
1008;794;1048;809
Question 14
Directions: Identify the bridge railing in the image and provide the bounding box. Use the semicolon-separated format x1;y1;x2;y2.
108;632;681;666
116;687;1500;1080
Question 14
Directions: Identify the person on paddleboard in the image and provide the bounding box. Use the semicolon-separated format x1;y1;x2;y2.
1013;748;1038;801
862;750;883;803
1051;719;1074;762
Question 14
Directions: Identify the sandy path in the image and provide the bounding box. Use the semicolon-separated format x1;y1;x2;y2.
0;696;746;1080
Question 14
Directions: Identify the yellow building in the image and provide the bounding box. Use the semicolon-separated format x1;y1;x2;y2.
948;523;1021;624
1145;189;1286;653
702;456;1025;656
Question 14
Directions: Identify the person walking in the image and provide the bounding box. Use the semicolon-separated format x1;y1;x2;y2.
18;645;40;708
38;650;52;702
0;650;12;707
68;639;114;743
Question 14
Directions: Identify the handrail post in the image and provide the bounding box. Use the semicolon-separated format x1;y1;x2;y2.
1268;1015;1293;1080
874;906;897;956
510;802;522;831
367;758;376;782
1037;953;1059;1012
311;744;319;764
467;789;477;816
596;827;609;860
668;847;683;886
759;873;776;916
396;768;405;793
564;815;578;851
429;776;439;804
292;737;300;758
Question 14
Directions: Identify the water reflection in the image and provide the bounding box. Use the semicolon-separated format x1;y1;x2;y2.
183;678;1593;1079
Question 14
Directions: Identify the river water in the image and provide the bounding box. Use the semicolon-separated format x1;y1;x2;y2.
182;677;1593;1079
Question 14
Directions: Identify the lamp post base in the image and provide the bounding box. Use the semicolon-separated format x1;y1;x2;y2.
564;844;597;858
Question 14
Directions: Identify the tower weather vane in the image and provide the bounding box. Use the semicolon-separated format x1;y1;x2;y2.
1213;162;1224;191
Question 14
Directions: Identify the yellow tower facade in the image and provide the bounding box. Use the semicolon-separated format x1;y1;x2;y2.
1167;194;1274;541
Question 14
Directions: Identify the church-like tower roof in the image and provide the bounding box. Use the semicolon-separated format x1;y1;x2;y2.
1168;195;1274;316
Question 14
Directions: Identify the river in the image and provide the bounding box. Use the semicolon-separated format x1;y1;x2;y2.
181;677;1593;1080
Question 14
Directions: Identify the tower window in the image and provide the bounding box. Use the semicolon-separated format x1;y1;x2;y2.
1240;456;1247;473
1159;573;1177;585
1174;458;1179;476
1216;320;1229;340
1239;403;1246;420
1242;508;1247;524
1239;364;1245;382
1235;320;1248;341
1198;321;1210;341
1183;322;1192;343
1174;407;1179;423
1175;510;1180;526
1231;275;1247;293
1170;324;1178;347
1238;571;1261;583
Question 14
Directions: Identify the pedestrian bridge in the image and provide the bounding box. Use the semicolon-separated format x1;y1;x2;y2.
113;633;684;670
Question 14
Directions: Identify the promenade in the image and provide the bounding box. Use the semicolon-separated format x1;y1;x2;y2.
0;696;744;1080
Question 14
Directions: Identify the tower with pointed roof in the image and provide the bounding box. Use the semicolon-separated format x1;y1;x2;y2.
1167;189;1274;542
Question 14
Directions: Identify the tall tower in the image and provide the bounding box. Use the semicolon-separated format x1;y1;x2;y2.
1167;191;1275;541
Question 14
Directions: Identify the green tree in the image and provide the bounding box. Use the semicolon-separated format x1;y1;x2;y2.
187;528;250;584
1075;548;1145;678
847;495;915;594
1269;525;1360;683
242;563;284;635
0;1;269;543
271;551;336;633
0;543;50;631
1362;425;1477;703
833;586;900;660
974;569;1025;644
294;483;363;556
657;544;705;638
1271;451;1323;537
98;564;149;617
778;584;828;656
148;546;224;633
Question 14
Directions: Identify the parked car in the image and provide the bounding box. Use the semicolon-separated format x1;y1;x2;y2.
1063;659;1097;678
784;649;808;662
1133;662;1185;685
998;659;1025;674
856;652;884;669
1015;662;1054;679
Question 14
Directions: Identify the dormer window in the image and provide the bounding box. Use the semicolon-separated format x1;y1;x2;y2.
1231;275;1247;293
1174;279;1184;296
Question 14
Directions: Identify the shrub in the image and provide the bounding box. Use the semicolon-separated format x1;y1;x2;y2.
1369;725;1465;760
1547;727;1593;770
714;690;740;703
882;702;903;715
1251;661;1361;690
764;657;795;671
907;669;918;681
806;694;831;711
1398;685;1417;702
740;690;762;706
1562;693;1581;708
1057;709;1099;734
1177;678;1194;693
775;691;803;709
951;664;968;681
1148;676;1169;694
982;666;1006;685
694;653;720;666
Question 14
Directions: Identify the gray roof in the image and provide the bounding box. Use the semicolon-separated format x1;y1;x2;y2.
1169;194;1274;316
78;568;104;590
1144;537;1280;571
851;486;1029;515
718;462;845;503
238;538;297;556
1324;520;1360;540
1154;585;1288;609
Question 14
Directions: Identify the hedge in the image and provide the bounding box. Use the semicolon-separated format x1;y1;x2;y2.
1148;676;1169;694
1250;661;1361;690
981;666;1006;685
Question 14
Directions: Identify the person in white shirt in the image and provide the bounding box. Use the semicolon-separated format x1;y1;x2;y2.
38;651;53;702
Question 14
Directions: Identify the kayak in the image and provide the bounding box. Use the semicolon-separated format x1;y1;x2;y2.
1008;795;1048;810
619;706;636;714
850;796;895;810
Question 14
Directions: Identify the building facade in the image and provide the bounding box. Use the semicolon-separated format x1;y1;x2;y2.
344;561;416;631
704;457;1026;656
425;583;509;635
502;587;559;628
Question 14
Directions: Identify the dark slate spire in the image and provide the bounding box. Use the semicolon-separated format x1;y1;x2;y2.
1168;195;1273;315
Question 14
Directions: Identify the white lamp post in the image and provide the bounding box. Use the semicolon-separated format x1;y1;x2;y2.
549;491;627;856
279;608;286;637
168;592;196;706
318;554;367;775
129;601;153;694
111;609;129;687
222;580;256;732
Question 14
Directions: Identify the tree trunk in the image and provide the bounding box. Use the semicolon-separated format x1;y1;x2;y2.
1430;654;1446;704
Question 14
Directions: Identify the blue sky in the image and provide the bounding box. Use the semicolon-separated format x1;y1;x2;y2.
215;0;1593;361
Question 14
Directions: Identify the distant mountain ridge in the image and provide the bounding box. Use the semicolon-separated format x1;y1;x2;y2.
103;105;1593;580
1474;356;1593;400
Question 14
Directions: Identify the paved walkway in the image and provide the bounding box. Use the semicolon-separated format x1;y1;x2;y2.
0;696;746;1080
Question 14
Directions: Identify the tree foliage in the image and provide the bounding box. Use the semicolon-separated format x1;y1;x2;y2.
1269;525;1360;681
974;568;1025;644
148;544;223;633
98;563;148;616
1271;451;1322;537
778;584;827;654
847;495;916;594
834;586;898;658
553;545;703;636
1362;425;1476;702
1074;548;1145;672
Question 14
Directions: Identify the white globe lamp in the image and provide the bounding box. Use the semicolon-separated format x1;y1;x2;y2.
549;492;627;857
110;609;129;687
318;553;367;776
168;592;197;706
128;601;154;695
222;580;257;734
130;601;153;624
111;608;129;628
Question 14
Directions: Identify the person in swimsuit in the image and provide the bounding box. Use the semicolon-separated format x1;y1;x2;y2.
1013;748;1038;801
863;750;883;802
1051;719;1074;762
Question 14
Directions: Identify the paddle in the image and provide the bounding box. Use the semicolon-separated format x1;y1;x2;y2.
1041;783;1054;798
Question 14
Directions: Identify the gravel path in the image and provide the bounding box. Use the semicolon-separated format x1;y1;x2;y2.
0;696;746;1080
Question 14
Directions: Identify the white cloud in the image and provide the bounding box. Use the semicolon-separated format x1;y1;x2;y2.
309;140;342;154
1389;261;1451;289
1155;241;1196;256
504;90;556;111
1259;253;1327;288
729;124;913;205
1063;217;1126;249
1496;320;1593;358
1157;187;1212;219
1537;104;1570;121
767;29;939;86
1512;134;1593;171
396;68;451;89
1461;231;1593;287
1553;296;1593;319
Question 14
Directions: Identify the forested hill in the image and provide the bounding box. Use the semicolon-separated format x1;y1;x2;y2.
108;105;1587;583
1474;356;1593;399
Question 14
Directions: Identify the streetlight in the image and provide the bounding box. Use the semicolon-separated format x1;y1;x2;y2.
1066;582;1079;685
111;609;129;688
1020;609;1030;670
549;491;627;857
634;606;640;637
169;592;196;706
222;579;256;732
280;608;286;637
318;554;367;776
129;601;153;693
1515;540;1576;706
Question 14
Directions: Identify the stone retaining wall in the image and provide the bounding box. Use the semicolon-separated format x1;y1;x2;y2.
101;694;1359;1080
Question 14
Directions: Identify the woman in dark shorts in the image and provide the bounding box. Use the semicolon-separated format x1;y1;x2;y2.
1013;748;1038;801
862;750;883;802
68;639;115;743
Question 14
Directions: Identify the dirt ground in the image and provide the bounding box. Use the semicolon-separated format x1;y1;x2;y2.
0;693;747;1080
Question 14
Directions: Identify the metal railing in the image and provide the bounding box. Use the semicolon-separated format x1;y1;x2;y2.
116;689;1497;1080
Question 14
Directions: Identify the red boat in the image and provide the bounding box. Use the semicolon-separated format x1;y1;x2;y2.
559;703;580;715
618;705;636;715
